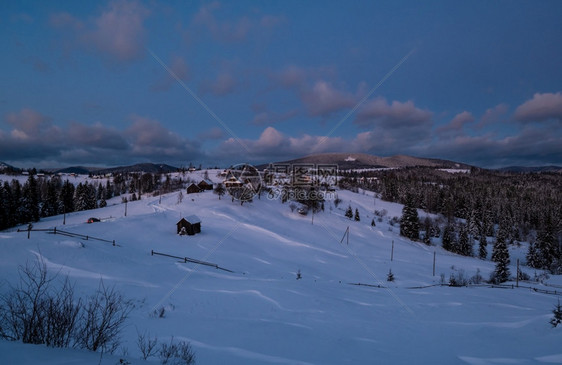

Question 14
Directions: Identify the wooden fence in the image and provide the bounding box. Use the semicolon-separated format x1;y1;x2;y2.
151;250;234;273
17;227;117;246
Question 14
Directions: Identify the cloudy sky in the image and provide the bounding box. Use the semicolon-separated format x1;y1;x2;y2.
1;1;562;169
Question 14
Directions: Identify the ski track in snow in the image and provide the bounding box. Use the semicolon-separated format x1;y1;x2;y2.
185;338;316;365
241;222;348;258
29;250;157;287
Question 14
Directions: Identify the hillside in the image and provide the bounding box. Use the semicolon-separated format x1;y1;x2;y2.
1;170;561;364
261;153;473;170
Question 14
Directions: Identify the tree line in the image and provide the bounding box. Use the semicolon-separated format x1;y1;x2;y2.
0;172;186;230
340;167;562;274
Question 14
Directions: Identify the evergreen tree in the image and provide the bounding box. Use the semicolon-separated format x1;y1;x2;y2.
354;208;360;222
59;180;75;213
442;224;455;252
21;174;40;222
458;225;473;257
478;230;488;260
491;236;511;283
371;218;376;227
550;300;562;328
526;241;541;269
41;179;59;217
399;196;419;241
345;205;353;219
492;226;507;263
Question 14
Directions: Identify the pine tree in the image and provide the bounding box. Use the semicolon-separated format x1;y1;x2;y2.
399;196;419;241
354;208;360;221
550;300;562;328
458;225;472;257
478;230;488;260
345;205;353;219
371;218;376;227
526;241;541;269
442;224;455;252
21;174;40;222
491;236;511;283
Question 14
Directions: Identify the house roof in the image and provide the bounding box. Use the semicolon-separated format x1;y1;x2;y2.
184;215;201;224
199;179;213;185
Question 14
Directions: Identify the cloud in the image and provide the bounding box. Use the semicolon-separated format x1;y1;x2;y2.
355;98;433;129
251;109;299;125
478;103;509;127
514;92;562;122
215;127;347;162
49;12;84;30
197;127;225;141
50;0;149;62
200;72;237;96
1;108;202;166
192;2;284;43
151;55;190;91
436;111;474;136
5;108;51;137
300;80;357;117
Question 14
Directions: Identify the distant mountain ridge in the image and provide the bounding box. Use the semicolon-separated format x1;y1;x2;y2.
496;165;562;173
53;163;178;175
260;153;474;170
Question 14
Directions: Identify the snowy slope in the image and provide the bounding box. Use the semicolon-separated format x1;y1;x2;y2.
1;173;561;364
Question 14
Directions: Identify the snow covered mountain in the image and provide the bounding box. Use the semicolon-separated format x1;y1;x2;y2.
1;170;561;364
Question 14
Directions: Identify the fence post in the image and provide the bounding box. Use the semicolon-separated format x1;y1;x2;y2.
112;240;115;246
516;259;519;288
391;240;394;261
86;235;88;240
433;251;436;276
151;250;154;256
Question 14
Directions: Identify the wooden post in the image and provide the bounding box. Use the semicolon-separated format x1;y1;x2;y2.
63;206;66;225
54;227;57;235
433;251;436;276
86;235;88;240
151;250;154;256
516;259;520;288
112;240;115;247
27;224;31;239
124;201;127;217
391;240;394;261
347;227;349;245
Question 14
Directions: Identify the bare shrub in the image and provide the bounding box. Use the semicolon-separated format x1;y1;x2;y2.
75;281;133;353
137;330;159;360
159;336;196;365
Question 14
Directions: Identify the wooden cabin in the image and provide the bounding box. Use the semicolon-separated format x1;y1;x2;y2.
177;215;201;235
186;183;201;194
197;179;214;191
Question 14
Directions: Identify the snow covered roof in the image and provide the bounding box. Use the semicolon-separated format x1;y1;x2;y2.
184;215;201;224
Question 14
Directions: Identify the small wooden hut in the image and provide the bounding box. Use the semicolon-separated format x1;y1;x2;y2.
186;183;201;194
177;215;202;235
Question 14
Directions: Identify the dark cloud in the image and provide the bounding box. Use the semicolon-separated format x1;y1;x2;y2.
355;98;433;129
436;111;474;136
514;92;562;122
478;103;509;128
1;109;202;167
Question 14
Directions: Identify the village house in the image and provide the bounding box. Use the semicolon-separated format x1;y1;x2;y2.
176;215;201;235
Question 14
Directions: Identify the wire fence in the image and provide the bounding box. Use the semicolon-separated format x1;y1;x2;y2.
17;227;117;246
151;249;234;273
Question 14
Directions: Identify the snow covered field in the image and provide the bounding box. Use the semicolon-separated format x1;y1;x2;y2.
1;171;561;364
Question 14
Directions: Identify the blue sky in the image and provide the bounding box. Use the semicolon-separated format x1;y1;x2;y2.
1;0;561;169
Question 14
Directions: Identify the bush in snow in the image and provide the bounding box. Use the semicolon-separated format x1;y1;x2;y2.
159;336;196;365
550;300;562;328
386;269;395;282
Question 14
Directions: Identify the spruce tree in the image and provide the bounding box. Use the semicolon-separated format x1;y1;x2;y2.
550;300;562;328
491;237;511;283
458;225;472;257
345;205;353;219
354;208;360;221
478;230;488;260
399;196;419;241
442;224;455;252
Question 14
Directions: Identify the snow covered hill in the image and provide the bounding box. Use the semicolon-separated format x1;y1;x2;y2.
1;172;561;364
